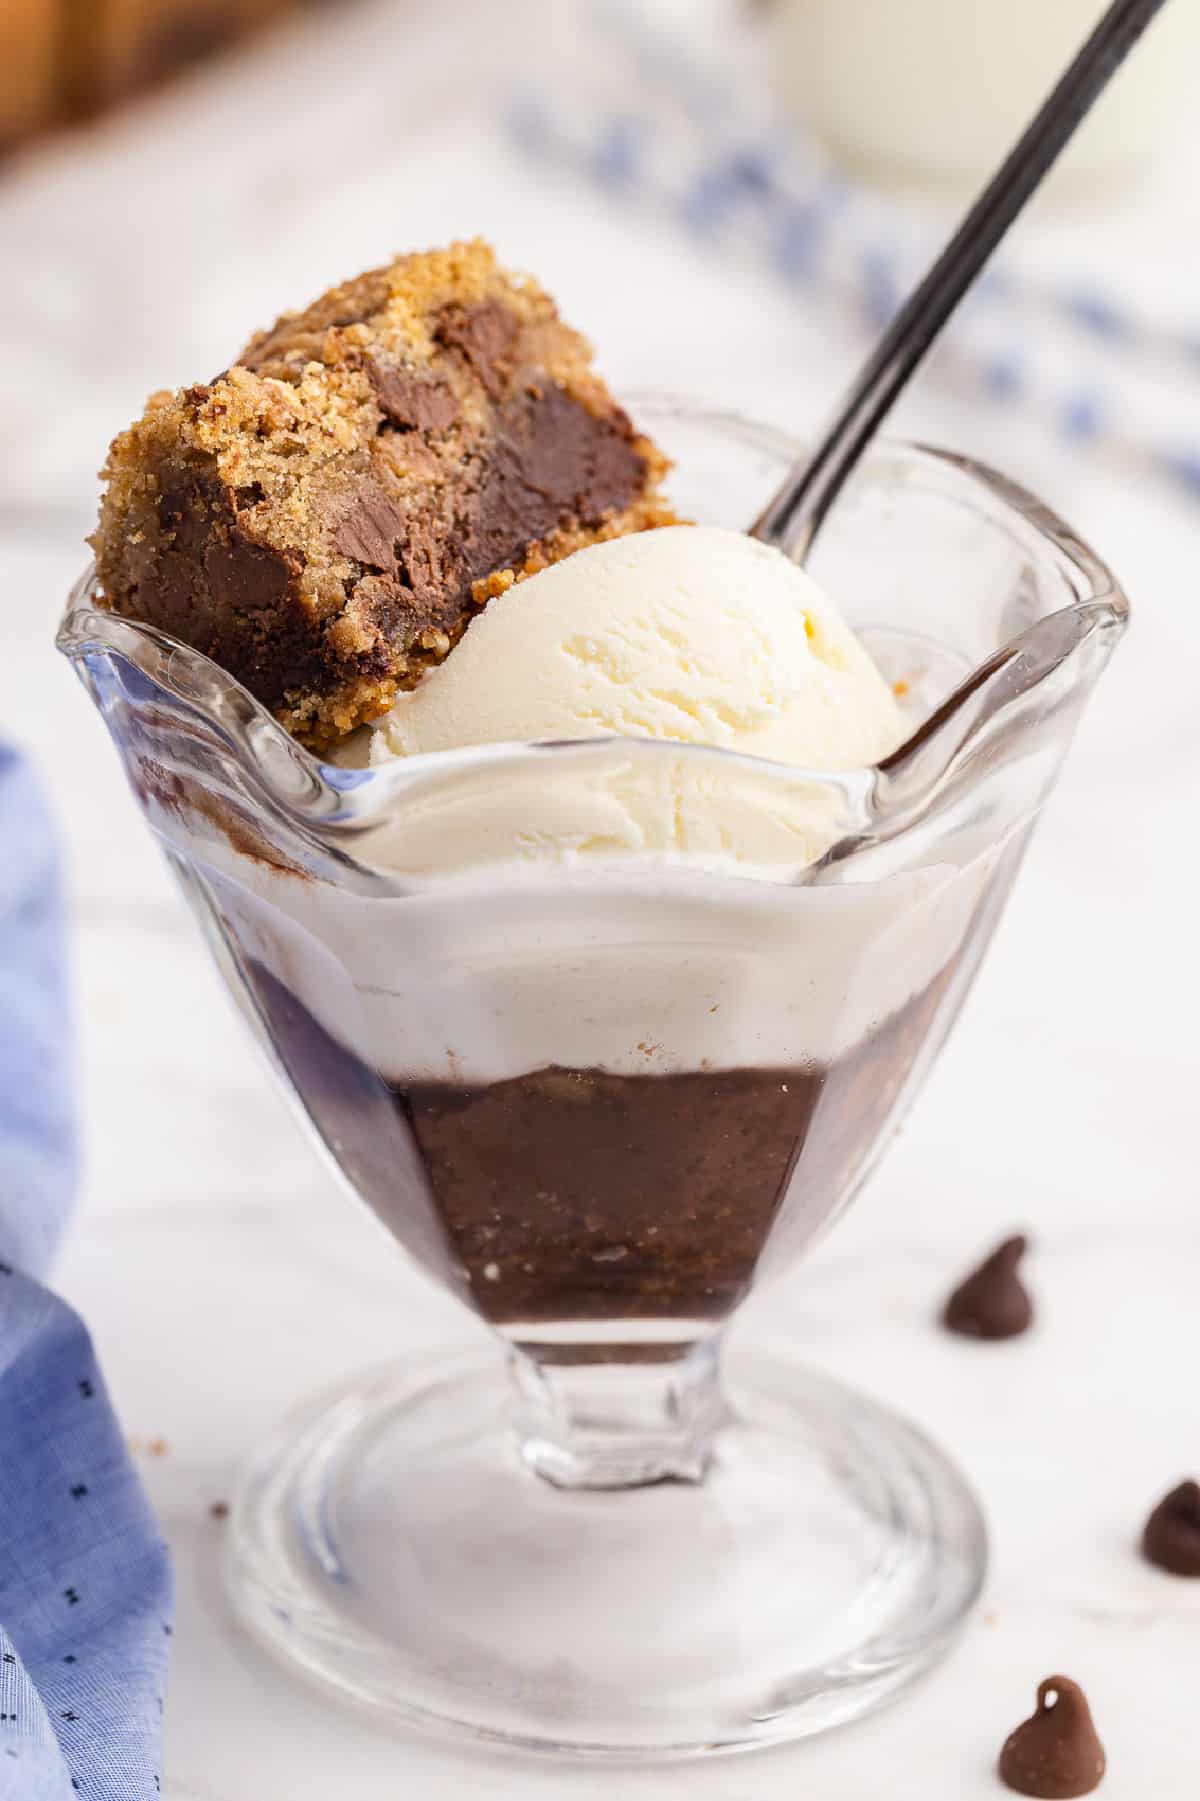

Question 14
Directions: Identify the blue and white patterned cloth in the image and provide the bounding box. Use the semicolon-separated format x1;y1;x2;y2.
0;744;172;1801
512;0;1200;499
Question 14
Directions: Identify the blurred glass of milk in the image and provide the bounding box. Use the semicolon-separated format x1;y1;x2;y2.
766;0;1198;201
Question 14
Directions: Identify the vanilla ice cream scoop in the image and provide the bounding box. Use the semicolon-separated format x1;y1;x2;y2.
371;526;903;770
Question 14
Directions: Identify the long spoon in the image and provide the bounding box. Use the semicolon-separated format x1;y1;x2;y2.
751;0;1171;561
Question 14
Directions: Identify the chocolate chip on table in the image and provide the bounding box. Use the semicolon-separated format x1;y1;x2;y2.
1141;1479;1200;1576
998;1676;1106;1798
941;1233;1033;1340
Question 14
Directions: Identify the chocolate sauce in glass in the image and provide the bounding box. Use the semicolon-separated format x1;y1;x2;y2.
239;950;950;1329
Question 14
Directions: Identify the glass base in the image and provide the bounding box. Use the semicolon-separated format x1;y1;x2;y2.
226;1341;986;1760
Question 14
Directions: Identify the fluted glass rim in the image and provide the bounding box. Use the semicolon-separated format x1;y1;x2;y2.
56;402;1128;868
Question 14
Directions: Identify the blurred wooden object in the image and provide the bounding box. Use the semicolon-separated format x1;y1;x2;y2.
81;0;301;108
0;0;315;152
0;0;60;150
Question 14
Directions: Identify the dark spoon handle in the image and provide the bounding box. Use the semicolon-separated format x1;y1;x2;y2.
751;0;1172;560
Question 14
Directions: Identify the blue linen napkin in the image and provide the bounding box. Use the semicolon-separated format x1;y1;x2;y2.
0;744;172;1801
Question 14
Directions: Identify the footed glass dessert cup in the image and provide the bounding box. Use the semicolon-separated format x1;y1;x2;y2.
59;403;1127;1759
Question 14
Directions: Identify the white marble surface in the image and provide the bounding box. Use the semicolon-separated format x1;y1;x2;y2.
2;3;1199;1793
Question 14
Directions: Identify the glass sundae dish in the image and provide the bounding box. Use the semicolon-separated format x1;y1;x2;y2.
58;248;1127;1758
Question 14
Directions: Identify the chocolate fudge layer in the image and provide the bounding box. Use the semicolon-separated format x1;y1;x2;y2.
94;240;675;747
221;931;953;1333
396;968;952;1328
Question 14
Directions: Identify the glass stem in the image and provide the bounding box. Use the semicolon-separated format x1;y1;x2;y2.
509;1336;727;1491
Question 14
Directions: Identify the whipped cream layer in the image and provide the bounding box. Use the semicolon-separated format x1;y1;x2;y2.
207;848;996;1085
